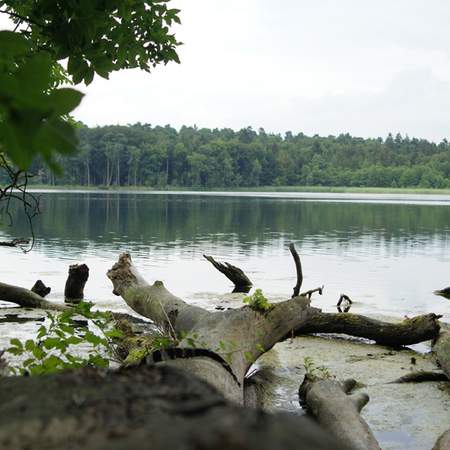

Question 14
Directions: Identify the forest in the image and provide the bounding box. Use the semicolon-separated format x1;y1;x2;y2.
25;123;450;189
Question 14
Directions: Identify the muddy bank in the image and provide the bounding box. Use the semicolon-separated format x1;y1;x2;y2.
255;334;449;450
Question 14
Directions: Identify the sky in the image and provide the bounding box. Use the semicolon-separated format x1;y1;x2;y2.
4;1;450;141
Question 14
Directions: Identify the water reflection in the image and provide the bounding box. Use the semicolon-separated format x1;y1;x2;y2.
1;192;449;321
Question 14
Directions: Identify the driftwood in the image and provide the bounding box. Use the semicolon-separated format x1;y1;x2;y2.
391;371;448;384
289;243;303;297
30;279;51;297
203;254;252;292
64;264;89;303
296;310;441;346
433;324;450;380
0;364;344;450
0;238;29;248
0;282;66;311
432;430;450;450
299;376;381;450
108;253;314;402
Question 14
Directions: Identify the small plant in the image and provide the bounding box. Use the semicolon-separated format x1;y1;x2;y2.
243;289;273;312
303;356;332;380
6;301;123;376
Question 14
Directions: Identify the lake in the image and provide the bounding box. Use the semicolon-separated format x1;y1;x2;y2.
1;190;449;322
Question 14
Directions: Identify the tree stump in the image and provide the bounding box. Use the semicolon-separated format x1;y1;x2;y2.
64;264;89;303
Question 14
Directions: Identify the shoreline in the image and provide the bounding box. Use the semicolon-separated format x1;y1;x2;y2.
27;185;450;195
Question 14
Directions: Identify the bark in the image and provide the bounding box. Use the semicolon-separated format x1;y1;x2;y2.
289;243;303;297
432;430;450;450
203;254;252;292
299;376;381;450
30;279;51;297
433;324;450;379
297;311;441;346
0;282;66;311
64;264;89;303
0;365;344;450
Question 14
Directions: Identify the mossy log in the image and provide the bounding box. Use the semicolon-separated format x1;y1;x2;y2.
0;364;344;450
297;311;441;346
299;376;381;450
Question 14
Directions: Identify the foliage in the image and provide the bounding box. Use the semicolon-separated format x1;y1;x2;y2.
303;356;332;380
23;125;450;189
0;1;181;170
5;301;123;375
243;289;273;312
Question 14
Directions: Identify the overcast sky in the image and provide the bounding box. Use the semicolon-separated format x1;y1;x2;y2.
4;1;450;140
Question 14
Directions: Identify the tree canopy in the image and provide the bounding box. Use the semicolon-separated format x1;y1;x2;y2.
26;124;450;189
0;0;181;170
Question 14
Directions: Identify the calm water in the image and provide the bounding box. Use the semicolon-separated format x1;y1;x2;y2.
0;190;449;322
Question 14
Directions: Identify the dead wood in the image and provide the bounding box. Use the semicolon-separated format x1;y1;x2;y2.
108;253;315;401
296;311;441;346
64;264;89;303
433;324;450;380
391;371;448;383
0;281;67;311
432;429;450;450
289;243;303;297
0;238;29;248
299;376;381;450
31;279;51;297
203;254;252;292
0;364;344;450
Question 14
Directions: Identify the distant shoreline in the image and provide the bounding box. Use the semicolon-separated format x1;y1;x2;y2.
27;185;450;195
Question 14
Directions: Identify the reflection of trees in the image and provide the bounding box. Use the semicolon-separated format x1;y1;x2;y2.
1;193;449;256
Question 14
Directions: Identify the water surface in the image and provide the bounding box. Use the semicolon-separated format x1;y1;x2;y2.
0;191;448;322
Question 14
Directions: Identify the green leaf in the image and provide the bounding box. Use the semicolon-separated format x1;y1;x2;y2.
0;31;30;57
49;88;84;115
10;338;23;350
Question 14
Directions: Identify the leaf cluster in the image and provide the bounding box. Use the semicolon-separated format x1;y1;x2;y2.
303;356;332;381
243;288;273;312
6;301;123;375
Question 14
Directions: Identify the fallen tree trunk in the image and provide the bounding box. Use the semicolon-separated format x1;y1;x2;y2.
203;254;252;292
296;311;441;346
299;376;381;450
0;282;66;311
108;253;315;400
0;364;344;450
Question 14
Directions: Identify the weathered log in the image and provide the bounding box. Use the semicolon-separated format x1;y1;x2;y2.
432;429;450;450
391;370;448;383
30;279;51;297
289;243;303;297
0;364;344;450
0;281;66;311
296;311;441;346
299;376;381;450
433;324;450;380
0;238;29;248
64;264;89;303
107;253;315;401
203;254;252;292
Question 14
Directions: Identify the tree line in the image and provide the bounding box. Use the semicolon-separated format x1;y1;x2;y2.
26;124;450;188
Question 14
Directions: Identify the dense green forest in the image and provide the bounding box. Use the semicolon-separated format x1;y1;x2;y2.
25;124;450;188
